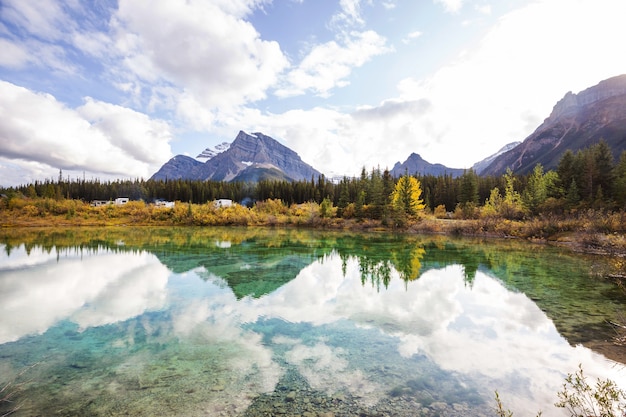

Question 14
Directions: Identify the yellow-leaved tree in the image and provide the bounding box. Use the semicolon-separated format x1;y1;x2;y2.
391;175;425;217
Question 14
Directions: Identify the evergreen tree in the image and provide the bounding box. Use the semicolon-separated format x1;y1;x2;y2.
593;139;615;201
367;167;385;219
565;179;581;209
458;169;479;206
613;151;626;207
522;164;548;214
557;149;576;197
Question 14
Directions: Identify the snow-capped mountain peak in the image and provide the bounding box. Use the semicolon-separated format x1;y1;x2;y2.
196;142;230;160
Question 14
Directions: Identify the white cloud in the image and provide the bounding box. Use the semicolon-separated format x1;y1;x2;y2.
434;0;465;13
0;38;32;68
197;0;626;177
0;0;94;74
402;30;422;45
77;97;172;165
261;0;626;174
386;0;626;168
0;81;173;183
475;4;491;15
330;0;365;29
276;30;391;98
0;0;71;41
0;248;169;343
111;0;288;110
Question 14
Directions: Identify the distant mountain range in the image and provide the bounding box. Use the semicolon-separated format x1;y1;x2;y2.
390;153;465;178
151;74;626;181
151;131;321;182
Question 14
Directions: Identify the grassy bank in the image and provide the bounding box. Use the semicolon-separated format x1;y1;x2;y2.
2;196;626;255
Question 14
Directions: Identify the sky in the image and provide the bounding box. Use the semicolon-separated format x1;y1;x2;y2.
1;0;626;186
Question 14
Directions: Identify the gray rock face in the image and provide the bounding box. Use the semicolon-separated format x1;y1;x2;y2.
481;74;626;176
150;131;321;182
550;75;626;119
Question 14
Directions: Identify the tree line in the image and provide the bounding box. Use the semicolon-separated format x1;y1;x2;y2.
3;140;626;220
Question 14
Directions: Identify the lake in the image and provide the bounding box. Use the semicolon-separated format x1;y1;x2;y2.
0;227;625;416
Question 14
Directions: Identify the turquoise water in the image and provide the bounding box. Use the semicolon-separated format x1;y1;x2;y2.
0;227;625;416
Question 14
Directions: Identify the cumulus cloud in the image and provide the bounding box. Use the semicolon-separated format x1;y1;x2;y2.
384;0;626;168
252;0;626;174
276;30;391;98
112;0;288;110
0;247;169;343
0;81;173;181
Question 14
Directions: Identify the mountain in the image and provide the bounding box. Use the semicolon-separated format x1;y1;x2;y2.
151;131;321;182
196;142;230;159
390;152;465;178
149;155;204;181
481;74;626;176
472;142;521;175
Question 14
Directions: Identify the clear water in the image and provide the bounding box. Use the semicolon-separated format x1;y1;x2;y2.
1;227;625;416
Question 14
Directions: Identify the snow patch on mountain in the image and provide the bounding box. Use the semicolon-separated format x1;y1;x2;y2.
196;142;231;160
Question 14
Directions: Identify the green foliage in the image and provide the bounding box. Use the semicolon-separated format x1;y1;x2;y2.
3;140;626;222
556;364;626;417
319;197;334;218
458;169;479;206
522;164;555;214
614;151;626;206
495;365;626;417
494;391;514;417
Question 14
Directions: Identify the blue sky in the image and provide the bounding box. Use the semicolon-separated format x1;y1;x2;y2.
1;0;625;186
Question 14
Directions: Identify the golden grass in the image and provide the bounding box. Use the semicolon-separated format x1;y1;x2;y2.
2;196;626;254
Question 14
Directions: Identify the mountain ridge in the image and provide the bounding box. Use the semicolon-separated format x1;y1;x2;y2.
390;153;465;178
481;74;626;176
151;131;321;182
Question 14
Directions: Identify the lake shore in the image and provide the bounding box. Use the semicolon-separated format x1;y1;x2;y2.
2;206;625;258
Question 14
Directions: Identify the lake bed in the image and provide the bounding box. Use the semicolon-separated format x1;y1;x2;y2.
1;227;625;416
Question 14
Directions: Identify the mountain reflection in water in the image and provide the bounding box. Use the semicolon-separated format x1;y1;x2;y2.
0;227;625;417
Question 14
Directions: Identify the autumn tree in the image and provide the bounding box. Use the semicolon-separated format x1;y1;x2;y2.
391;174;425;217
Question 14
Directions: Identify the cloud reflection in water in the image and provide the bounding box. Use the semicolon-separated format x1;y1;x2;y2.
0;245;169;343
1;243;625;416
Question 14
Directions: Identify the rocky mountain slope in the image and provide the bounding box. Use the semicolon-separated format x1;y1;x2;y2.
390;152;465;178
196;142;230;159
481;74;626;176
151;131;321;182
472;142;521;175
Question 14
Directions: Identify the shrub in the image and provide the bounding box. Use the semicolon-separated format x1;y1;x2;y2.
433;204;447;219
319;198;335;218
556;364;626;417
255;198;288;215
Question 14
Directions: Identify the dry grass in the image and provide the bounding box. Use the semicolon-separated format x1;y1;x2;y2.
2;196;626;255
